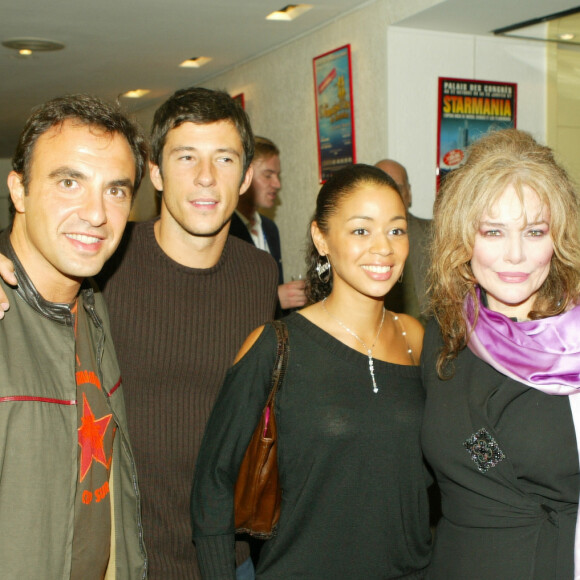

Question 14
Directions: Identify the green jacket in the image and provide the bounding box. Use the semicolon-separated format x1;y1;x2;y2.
0;232;147;579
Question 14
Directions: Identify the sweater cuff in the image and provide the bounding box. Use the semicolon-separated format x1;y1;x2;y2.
194;534;236;580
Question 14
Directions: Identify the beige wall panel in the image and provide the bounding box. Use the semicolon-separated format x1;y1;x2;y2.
554;126;580;189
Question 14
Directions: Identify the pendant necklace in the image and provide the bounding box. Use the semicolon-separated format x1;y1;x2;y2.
322;297;386;393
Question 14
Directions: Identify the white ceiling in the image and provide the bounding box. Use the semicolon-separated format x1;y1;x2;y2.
1;0;578;159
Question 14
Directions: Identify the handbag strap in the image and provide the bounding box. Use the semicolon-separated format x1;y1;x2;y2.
265;320;289;406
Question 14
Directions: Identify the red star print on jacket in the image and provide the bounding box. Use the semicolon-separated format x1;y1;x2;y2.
78;393;113;482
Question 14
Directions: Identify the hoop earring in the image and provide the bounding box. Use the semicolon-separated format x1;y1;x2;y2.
316;255;331;283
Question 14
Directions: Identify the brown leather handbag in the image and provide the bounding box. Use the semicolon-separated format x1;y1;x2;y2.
234;320;289;539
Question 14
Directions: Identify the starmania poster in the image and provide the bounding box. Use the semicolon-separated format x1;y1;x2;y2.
437;77;517;189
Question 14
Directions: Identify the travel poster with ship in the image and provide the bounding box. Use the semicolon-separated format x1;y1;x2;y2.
313;44;356;183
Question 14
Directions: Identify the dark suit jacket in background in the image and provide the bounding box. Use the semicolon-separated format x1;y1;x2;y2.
229;212;284;285
384;212;432;325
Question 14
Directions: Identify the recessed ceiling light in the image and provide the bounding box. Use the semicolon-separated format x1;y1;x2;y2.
2;38;65;53
559;33;575;41
121;89;150;99
266;4;313;21
179;56;212;68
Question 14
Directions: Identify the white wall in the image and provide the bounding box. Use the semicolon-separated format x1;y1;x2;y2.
387;27;547;218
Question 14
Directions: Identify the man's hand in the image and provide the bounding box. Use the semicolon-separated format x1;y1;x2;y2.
0;254;16;318
278;280;307;311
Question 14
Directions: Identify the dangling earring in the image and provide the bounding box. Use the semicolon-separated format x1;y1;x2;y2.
398;270;404;283
316;255;331;283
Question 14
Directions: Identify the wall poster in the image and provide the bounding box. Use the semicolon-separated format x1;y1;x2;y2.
232;93;245;109
313;44;356;183
437;77;517;189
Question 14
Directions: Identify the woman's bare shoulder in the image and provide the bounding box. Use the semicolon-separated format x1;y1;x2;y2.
234;325;267;364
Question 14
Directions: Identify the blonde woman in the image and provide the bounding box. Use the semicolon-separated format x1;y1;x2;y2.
422;129;580;579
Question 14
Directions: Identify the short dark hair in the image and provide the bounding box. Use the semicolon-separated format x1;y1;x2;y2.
12;94;148;193
253;136;279;162
305;164;402;303
150;87;254;177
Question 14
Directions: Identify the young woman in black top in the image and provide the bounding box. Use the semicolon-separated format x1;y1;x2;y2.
192;164;431;579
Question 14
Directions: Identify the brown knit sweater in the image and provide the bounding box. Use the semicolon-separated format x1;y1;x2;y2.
98;220;278;579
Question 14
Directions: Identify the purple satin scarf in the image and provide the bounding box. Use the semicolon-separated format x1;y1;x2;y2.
465;289;580;579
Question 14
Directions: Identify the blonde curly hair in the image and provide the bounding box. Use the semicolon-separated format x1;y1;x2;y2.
429;129;580;378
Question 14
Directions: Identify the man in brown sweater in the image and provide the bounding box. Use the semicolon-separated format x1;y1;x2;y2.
98;89;279;578
0;88;278;579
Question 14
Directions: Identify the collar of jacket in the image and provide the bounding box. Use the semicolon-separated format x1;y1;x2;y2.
0;229;96;327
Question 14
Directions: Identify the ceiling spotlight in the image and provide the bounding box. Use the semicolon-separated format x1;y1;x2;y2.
266;4;313;21
559;33;575;41
121;89;150;99
179;56;212;68
2;38;65;54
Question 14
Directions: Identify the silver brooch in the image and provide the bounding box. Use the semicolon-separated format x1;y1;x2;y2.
464;428;505;473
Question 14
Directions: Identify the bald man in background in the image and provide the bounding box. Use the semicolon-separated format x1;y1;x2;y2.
375;159;431;325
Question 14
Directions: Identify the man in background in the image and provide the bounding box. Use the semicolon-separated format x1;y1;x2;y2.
375;159;431;325
230;136;306;312
0;94;148;578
